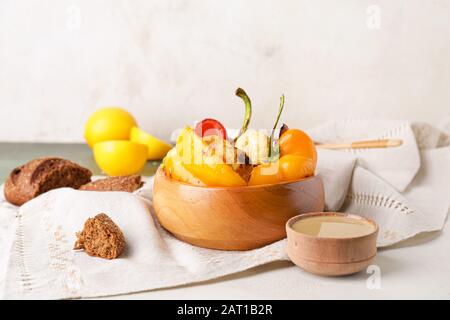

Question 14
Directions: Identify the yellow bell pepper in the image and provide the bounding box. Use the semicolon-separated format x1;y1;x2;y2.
176;127;205;164
172;127;246;187
163;148;205;186
182;162;246;187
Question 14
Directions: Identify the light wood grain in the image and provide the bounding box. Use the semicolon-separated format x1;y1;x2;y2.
316;139;403;150
286;212;379;276
153;168;325;251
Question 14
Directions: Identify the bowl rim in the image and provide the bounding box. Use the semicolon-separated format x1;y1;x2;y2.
286;212;379;241
155;167;321;190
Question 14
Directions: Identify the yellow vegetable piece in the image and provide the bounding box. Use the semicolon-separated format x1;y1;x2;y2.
182;162;246;187
170;127;246;187
163;148;205;186
93;140;148;176
235;129;270;164
279;154;314;181
85;107;137;148
176;127;205;164
248;161;284;186
130;126;172;160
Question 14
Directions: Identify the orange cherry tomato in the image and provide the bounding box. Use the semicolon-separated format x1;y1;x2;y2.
279;154;315;181
279;129;317;166
248;161;284;186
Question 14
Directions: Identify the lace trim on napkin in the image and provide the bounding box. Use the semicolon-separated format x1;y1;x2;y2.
9;206;82;298
346;193;414;215
14;214;33;293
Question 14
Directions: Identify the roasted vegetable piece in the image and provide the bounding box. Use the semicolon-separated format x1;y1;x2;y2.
237;93;285;164
248;161;284;186
163;148;205;186
235;129;270;165
164;88;318;187
194;118;227;140
182;162;246;187
279;129;317;170
176;127;204;164
279;154;314;181
174;127;247;187
202;135;253;183
279;124;289;137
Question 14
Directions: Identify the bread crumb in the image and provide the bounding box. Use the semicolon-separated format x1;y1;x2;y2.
74;213;125;259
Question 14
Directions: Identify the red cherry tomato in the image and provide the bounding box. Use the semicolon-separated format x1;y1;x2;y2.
194;118;227;139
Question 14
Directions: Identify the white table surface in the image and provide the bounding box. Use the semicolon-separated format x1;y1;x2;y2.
3;144;448;300
99;219;450;300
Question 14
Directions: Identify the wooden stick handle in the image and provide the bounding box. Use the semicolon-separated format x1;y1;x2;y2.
316;139;403;150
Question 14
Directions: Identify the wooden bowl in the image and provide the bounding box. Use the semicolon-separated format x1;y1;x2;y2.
286;212;379;276
153;168;325;251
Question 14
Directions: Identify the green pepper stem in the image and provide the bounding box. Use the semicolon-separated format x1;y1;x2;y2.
234;88;252;142
268;94;285;156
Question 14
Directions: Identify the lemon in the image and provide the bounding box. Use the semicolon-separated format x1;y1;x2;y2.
85;108;137;148
93;140;148;176
130;127;172;160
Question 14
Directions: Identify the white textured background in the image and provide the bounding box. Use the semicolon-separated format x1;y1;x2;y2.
0;0;449;142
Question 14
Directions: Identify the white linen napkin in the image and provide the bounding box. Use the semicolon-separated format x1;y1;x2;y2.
308;119;421;192
1;119;449;299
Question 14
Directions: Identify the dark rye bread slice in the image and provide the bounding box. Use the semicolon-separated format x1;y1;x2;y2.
4;157;92;206
80;175;143;193
74;213;125;259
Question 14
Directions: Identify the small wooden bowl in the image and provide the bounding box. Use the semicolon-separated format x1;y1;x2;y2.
286;212;378;276
153;168;325;251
